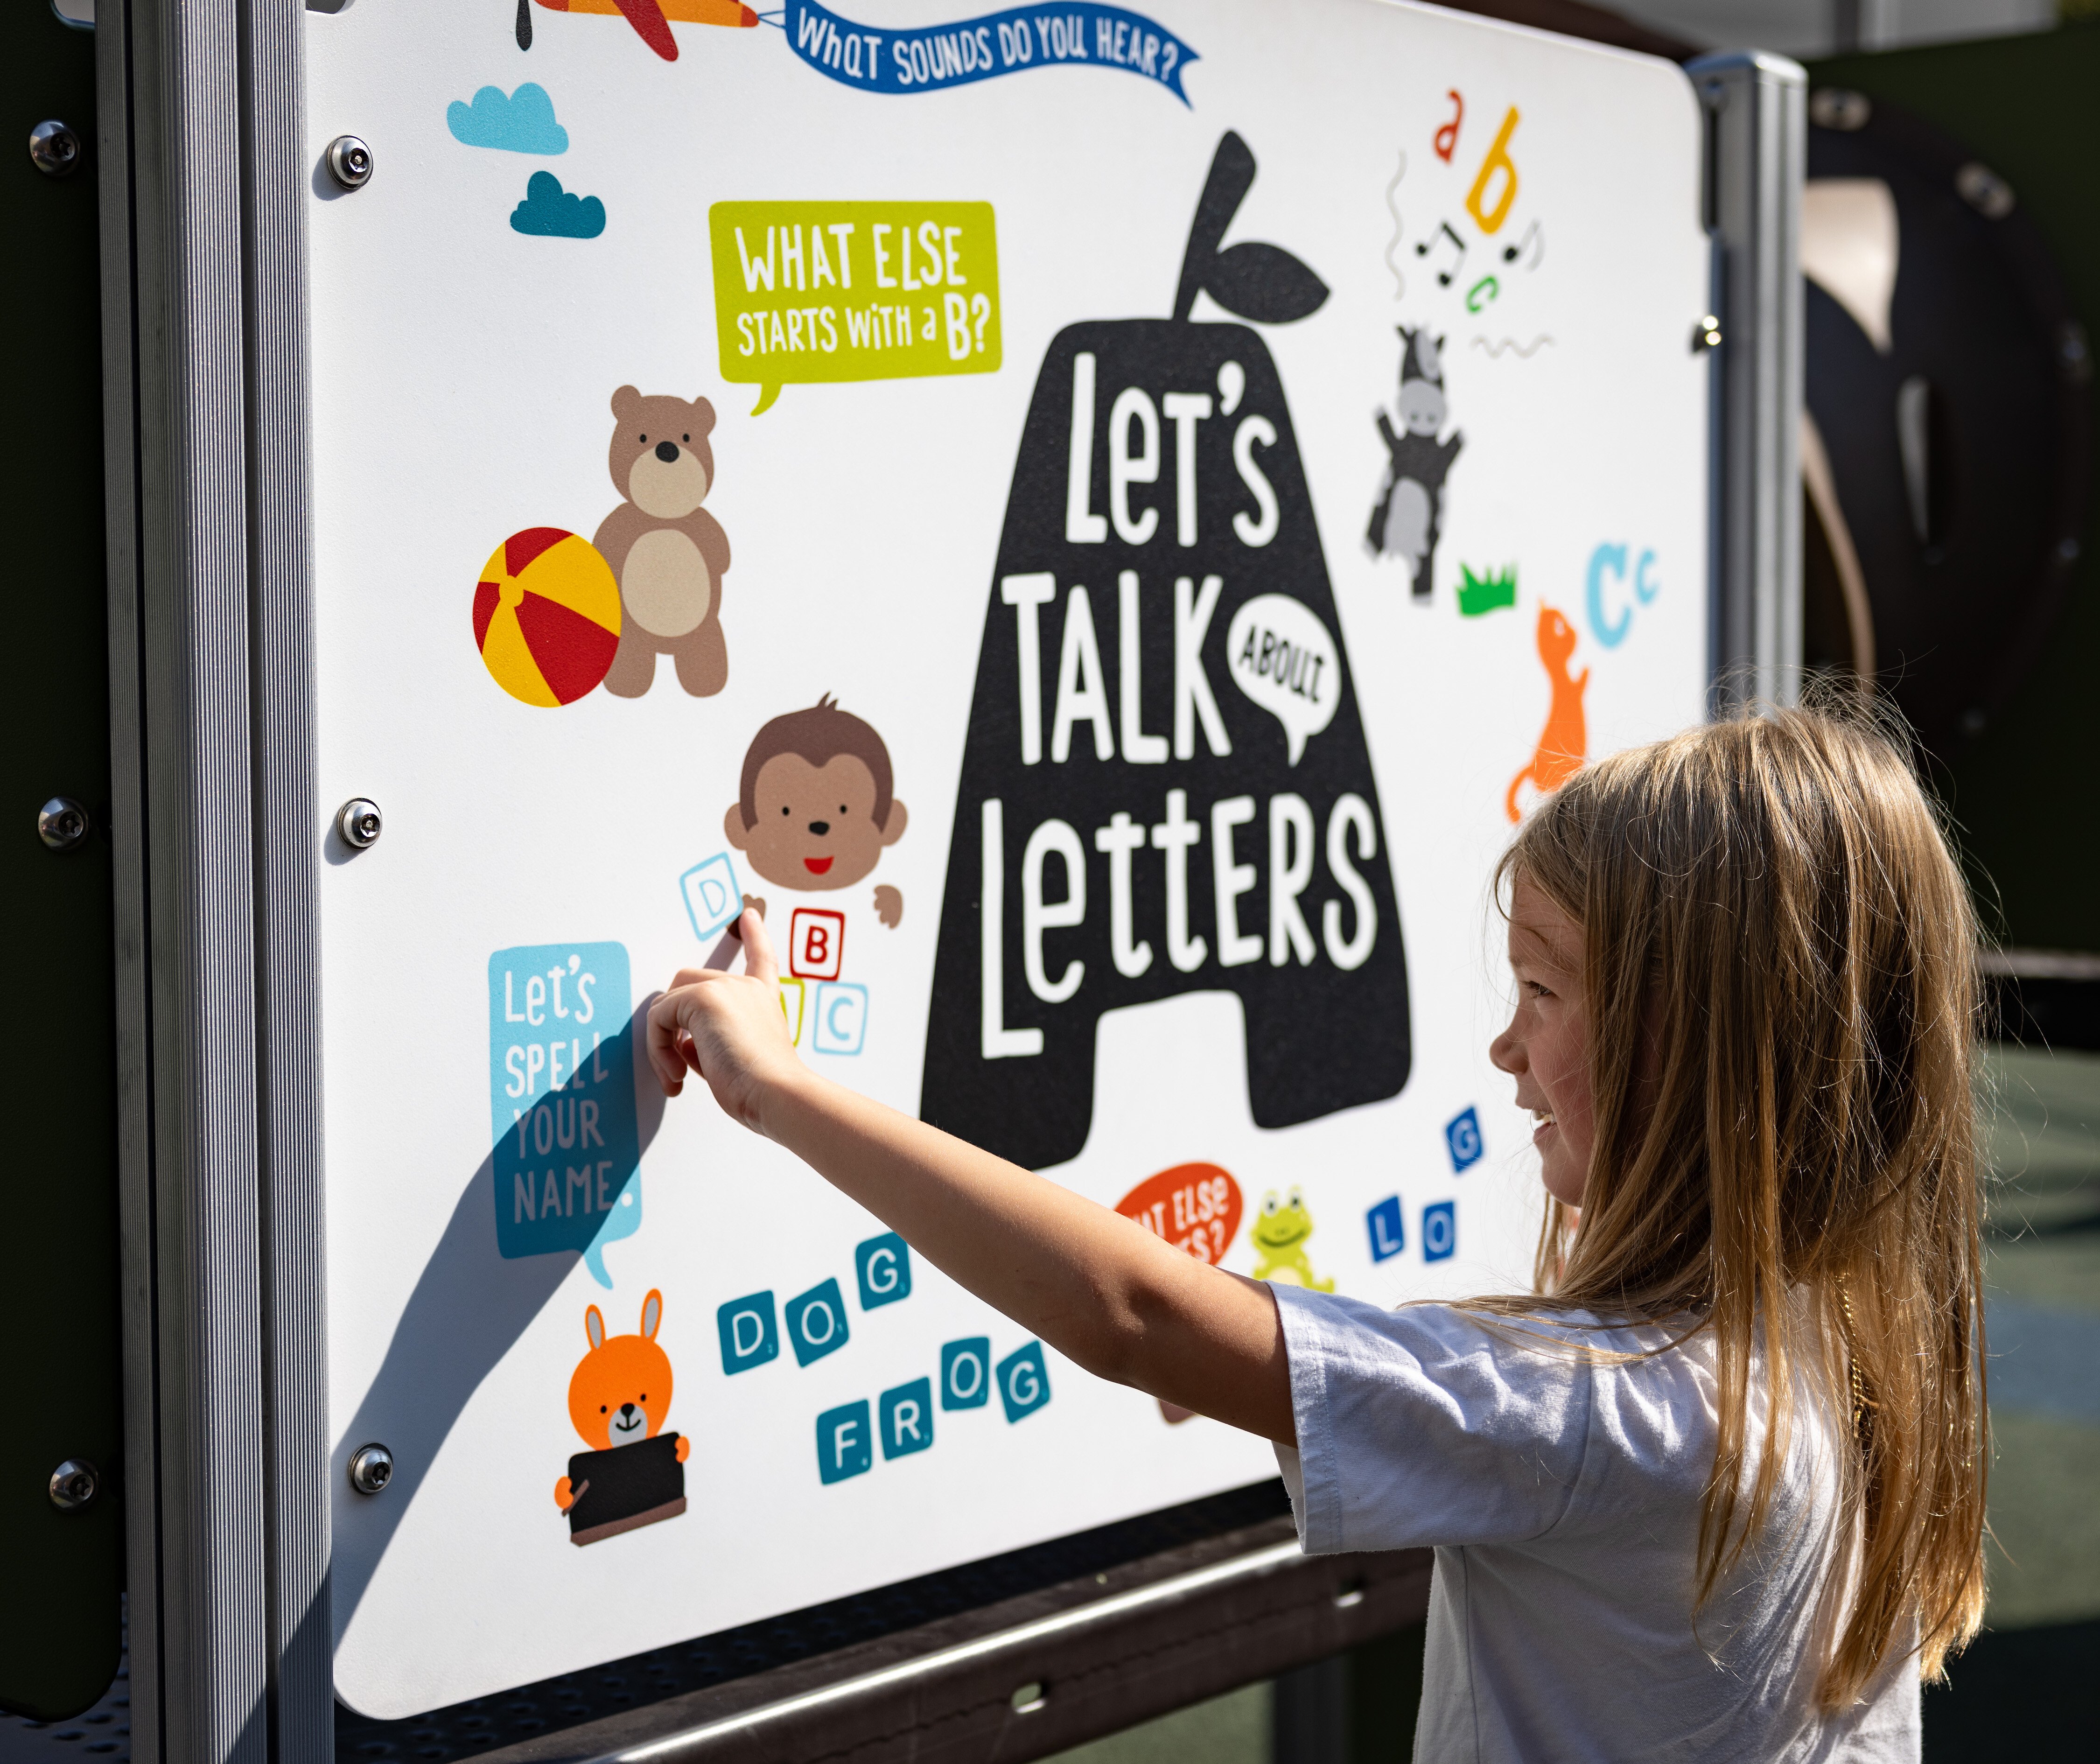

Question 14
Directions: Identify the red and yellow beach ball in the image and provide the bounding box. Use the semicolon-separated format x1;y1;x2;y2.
473;528;621;707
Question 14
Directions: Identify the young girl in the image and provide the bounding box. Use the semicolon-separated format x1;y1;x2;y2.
647;706;1987;1761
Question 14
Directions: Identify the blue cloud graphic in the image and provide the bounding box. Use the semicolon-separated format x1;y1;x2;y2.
448;83;569;155
510;171;606;240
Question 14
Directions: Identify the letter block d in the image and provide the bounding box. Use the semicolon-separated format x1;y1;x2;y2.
717;1290;779;1374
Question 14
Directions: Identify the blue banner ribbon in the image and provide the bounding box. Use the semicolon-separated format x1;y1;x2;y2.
782;2;1197;105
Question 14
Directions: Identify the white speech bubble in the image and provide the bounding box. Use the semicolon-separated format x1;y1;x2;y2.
1225;594;1341;766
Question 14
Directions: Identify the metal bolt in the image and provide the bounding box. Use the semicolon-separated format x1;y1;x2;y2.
347;1442;394;1496
29;120;83;178
1807;88;1871;132
1955;162;2015;221
325;134;373;191
49;1459;98;1511
38;797;90;851
1691;315;1723;354
337;798;383;848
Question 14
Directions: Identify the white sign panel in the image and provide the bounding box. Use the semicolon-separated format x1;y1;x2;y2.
307;0;1710;1716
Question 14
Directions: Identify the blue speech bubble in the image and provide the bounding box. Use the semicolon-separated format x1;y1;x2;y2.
488;943;640;1288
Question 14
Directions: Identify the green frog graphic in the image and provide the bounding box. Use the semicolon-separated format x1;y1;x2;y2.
1250;1188;1335;1291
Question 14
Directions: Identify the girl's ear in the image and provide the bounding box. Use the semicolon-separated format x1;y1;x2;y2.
585;1305;606;1351
641;1288;664;1341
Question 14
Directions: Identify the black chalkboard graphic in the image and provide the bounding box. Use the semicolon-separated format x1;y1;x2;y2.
921;133;1410;1171
1368;326;1464;599
562;1434;687;1546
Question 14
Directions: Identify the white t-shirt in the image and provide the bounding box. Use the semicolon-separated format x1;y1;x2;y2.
1270;1286;1920;1764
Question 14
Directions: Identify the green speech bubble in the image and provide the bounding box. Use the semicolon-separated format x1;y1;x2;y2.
708;202;1001;414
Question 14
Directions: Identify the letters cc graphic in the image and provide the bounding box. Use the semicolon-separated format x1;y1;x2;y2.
1585;544;1659;650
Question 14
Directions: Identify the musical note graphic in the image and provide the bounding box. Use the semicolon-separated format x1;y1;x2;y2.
1500;220;1543;270
1414;220;1466;287
1434;90;1463;164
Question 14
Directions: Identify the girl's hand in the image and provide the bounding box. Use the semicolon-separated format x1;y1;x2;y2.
645;909;801;1131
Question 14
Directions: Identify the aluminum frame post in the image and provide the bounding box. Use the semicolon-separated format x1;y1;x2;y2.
97;2;332;1762
1688;50;1806;710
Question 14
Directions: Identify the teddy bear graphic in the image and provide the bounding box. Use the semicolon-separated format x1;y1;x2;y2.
595;386;732;698
553;1287;689;1546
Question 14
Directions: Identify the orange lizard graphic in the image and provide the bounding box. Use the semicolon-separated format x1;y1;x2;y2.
1505;603;1588;821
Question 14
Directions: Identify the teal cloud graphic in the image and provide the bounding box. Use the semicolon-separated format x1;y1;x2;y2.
448;83;569;155
511;171;605;240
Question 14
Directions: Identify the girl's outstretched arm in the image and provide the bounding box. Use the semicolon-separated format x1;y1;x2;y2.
647;909;1295;1445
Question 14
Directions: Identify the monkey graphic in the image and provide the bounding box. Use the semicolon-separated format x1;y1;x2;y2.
724;694;909;929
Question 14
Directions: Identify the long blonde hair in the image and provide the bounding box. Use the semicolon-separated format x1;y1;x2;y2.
1486;702;1987;1706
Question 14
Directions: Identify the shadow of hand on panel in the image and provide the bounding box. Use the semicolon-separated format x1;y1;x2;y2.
329;1003;669;1638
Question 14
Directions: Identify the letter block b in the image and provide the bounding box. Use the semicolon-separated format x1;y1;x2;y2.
790;908;846;980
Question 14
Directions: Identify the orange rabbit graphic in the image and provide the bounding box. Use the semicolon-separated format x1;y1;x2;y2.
553;1288;690;1546
1505;604;1589;822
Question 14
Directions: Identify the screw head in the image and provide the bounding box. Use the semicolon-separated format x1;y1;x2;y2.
1691;315;1723;354
337;798;383;849
325;134;373;191
1956;162;2015;221
1808;89;1872;132
38;797;90;851
29;120;83;178
49;1459;99;1511
348;1442;395;1496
